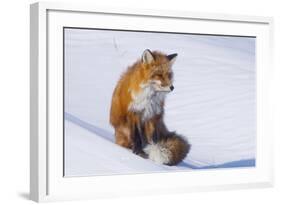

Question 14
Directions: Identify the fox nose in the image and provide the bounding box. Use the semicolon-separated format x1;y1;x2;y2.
170;85;174;91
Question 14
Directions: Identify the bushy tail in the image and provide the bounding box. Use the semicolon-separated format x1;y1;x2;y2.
144;133;191;166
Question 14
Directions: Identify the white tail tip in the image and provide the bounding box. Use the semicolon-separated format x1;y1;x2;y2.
143;143;172;165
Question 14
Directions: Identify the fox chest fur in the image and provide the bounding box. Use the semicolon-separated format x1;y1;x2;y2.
128;84;166;122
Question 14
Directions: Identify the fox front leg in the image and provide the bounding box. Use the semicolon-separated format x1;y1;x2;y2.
132;125;142;154
132;124;148;158
152;127;160;144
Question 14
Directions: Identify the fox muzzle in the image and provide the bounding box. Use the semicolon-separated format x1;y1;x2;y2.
170;85;174;91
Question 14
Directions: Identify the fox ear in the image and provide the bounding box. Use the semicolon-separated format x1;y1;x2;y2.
142;49;154;64
167;53;178;65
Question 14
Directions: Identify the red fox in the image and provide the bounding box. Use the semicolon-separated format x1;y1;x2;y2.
110;49;190;165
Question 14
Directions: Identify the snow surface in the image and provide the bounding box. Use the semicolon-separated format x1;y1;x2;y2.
64;28;256;177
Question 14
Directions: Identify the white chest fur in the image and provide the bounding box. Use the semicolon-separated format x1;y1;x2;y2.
129;85;166;122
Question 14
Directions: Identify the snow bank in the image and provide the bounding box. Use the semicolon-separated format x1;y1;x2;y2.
64;28;256;176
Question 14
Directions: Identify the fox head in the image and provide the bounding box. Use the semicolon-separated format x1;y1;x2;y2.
141;49;177;92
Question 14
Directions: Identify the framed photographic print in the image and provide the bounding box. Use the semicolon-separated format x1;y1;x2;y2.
30;2;274;202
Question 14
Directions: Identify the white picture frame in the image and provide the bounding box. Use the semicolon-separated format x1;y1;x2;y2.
30;1;274;202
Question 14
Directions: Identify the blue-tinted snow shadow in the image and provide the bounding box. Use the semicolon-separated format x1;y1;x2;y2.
65;112;114;142
65;112;255;169
178;159;255;169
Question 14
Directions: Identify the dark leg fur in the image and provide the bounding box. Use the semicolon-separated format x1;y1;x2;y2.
139;124;147;148
132;125;148;158
152;127;159;143
132;126;142;154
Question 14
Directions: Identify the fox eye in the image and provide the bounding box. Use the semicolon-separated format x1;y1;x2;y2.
153;73;162;78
